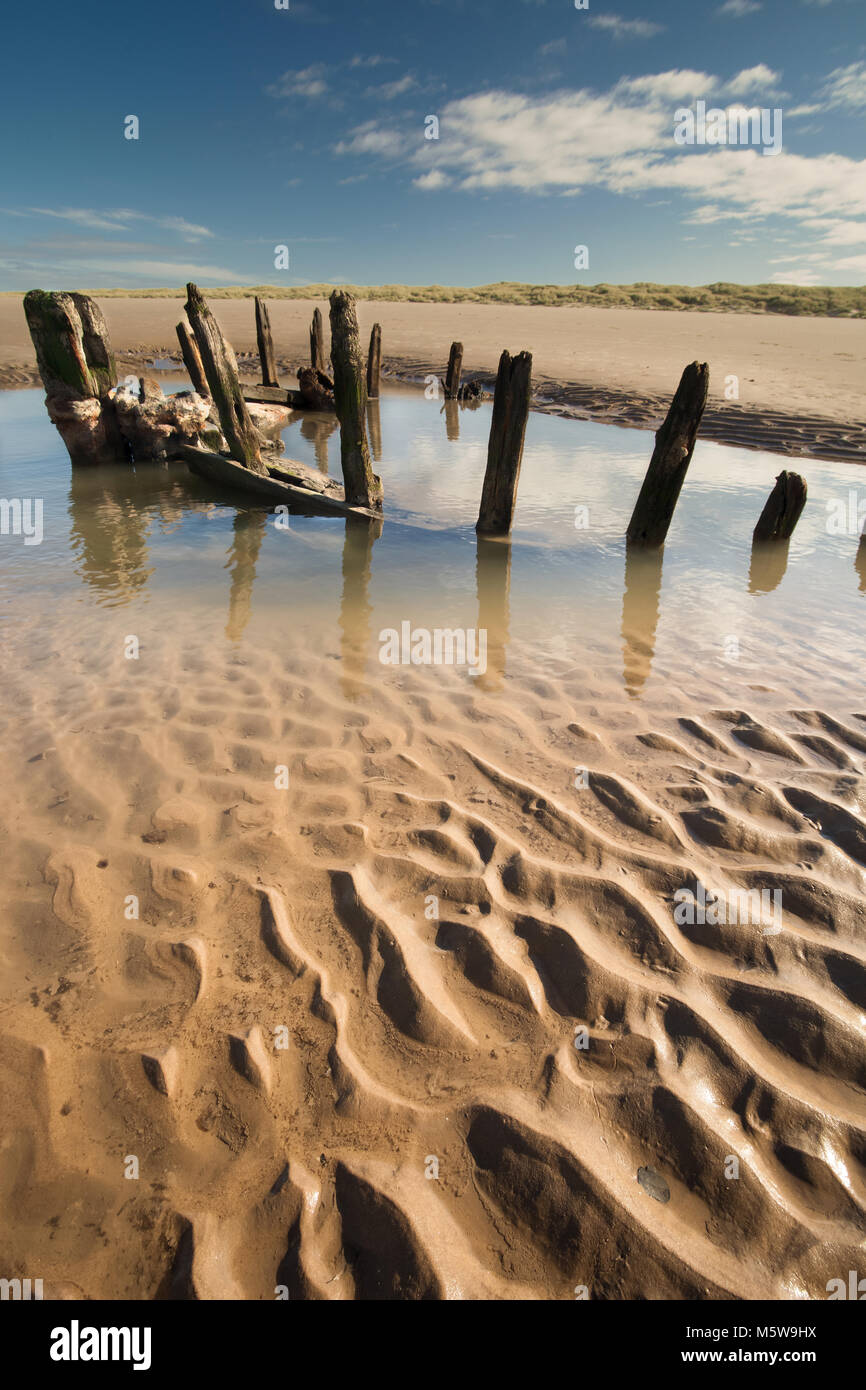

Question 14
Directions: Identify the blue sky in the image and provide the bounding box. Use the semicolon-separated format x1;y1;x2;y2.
1;0;864;289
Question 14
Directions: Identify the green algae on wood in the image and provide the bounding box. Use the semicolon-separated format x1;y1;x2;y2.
184;282;265;476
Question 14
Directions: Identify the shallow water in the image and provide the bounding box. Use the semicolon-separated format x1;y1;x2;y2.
1;381;863;702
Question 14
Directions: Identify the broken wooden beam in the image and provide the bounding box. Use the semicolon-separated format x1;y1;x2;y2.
310;308;327;372
366;322;382;399
328;290;383;511
23;289;126;465
255;297;280;388
297;367;335;411
475;349;532;537
176;320;209;397
626;361;709;548
753;470;807;542
444;341;463;400
242;383;304;409
184;282;266;476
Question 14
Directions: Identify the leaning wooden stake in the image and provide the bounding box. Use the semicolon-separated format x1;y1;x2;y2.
444;341;463;400
366;323;381;399
311;308;327;372
626;361;709;548
254;297;280;388
753;470;807;542
184;282;265;475
328;290;382;510
176;321;209;397
475;350;532;536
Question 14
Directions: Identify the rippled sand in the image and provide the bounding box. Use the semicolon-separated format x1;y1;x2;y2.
1;592;865;1300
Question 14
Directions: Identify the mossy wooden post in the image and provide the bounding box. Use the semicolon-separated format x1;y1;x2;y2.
475;349;532;537
366;323;381;399
626;361;709;547
444;341;463;400
176;321;209;397
184;282;265;475
24;289;116;399
23;289;125;465
255;297;279;388
753;471;807;542
328;290;382;510
311;308;326;372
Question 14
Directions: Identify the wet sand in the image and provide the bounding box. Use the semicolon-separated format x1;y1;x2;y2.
2;295;864;465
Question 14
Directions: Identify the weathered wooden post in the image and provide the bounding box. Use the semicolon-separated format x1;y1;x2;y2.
475;350;532;536
626;362;709;548
366;323;381;399
753;471;807;542
176;321;209;397
444;341;463;400
23;289;126;465
255;297;280;388
310;308;327;372
184;282;265;475
328;290;383;510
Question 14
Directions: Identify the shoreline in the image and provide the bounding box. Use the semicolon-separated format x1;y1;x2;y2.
3;347;863;468
3;295;864;466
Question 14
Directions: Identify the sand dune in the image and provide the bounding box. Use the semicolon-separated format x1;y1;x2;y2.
1;607;864;1300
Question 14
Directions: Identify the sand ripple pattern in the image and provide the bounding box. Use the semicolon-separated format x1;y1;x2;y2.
0;625;865;1300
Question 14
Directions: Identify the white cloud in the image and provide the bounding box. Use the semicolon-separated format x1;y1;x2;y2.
818;61;866;111
8;207;213;240
335;71;866;270
588;14;664;39
413;169;451;190
770;269;825;284
719;0;762;15
723;64;783;97
372;74;416;100
266;65;328;99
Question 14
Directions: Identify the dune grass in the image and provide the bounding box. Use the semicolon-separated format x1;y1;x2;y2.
3;282;864;316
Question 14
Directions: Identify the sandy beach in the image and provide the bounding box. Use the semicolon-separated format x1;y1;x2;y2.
2;295;865;466
1;359;865;1300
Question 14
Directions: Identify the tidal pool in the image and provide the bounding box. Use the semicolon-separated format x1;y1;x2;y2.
1;381;863;704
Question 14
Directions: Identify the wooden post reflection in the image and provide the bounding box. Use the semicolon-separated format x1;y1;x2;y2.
225;509;266;642
366;398;383;462
443;400;460;442
299;413;338;474
748;539;790;594
339;514;382;695
857;535;866;593
621;542;663;698
475;536;511;690
68;469;153;602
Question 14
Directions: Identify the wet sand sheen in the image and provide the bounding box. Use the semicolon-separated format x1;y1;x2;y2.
0;387;864;1299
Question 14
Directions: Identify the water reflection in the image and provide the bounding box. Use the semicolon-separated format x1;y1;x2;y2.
339;514;383;696
366;399;383;462
621;543;663;698
298;413;338;474
225;510;267;642
476;536;511;690
68;469;156;603
443;400;460;442
748;539;790;594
